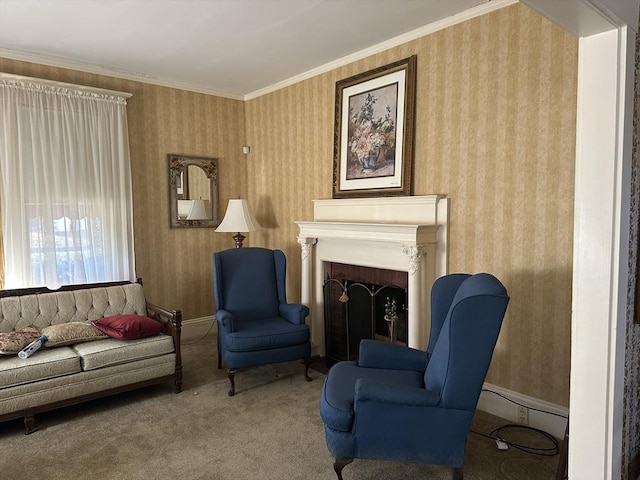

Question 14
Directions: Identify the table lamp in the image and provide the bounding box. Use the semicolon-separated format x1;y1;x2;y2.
215;199;262;248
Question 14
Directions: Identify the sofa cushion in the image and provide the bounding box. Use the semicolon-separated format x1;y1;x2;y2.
0;347;81;389
0;354;176;416
42;322;108;347
72;334;175;371
92;314;163;340
0;326;40;355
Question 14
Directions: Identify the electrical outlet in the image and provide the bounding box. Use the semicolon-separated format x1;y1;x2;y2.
517;406;529;425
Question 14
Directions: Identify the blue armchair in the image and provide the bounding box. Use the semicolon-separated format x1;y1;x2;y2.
319;273;509;479
213;247;312;396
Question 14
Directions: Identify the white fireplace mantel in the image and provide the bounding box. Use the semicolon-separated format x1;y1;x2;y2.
295;195;449;355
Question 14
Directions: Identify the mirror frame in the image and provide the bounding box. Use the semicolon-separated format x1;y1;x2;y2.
168;153;220;228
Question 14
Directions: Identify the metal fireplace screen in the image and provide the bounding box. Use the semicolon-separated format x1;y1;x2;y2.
323;263;407;367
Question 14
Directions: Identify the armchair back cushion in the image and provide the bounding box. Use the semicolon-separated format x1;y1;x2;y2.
214;248;285;322
427;273;470;355
424;273;509;411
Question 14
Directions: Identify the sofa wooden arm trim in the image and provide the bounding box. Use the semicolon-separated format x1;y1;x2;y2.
145;302;183;393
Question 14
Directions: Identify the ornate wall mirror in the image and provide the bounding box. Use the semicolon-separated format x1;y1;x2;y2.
168;154;220;228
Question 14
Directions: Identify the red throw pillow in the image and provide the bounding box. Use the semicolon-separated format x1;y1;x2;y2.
92;314;163;340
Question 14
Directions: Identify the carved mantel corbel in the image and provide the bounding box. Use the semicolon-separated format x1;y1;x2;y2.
402;244;428;275
297;235;317;260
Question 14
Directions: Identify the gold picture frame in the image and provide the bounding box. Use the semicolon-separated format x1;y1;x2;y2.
332;55;417;198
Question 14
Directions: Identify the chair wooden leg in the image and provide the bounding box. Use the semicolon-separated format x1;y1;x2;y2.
452;467;463;480
227;369;237;396
333;458;353;480
303;357;312;382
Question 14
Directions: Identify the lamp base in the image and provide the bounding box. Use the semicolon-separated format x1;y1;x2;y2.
232;232;246;248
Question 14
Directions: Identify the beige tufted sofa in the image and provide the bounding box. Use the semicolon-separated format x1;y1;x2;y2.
0;279;182;434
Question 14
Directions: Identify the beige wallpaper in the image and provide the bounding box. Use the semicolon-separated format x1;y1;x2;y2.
623;12;640;479
1;3;577;406
245;3;577;406
0;57;247;321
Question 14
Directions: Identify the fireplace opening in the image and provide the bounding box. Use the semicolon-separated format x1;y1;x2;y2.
323;263;408;367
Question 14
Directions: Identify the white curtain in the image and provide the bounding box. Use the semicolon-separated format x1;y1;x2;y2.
0;74;135;289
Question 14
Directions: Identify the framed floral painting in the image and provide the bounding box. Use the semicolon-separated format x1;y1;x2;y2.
332;55;416;198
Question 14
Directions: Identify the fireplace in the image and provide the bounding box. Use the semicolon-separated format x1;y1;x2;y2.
296;195;449;357
323;263;408;366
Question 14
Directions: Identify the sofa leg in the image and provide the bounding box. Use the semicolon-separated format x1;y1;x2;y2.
333;458;353;480
24;414;36;435
174;364;183;393
303;357;312;382
227;369;237;396
452;466;463;480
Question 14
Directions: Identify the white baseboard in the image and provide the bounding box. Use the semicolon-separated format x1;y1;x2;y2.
477;382;569;439
181;315;216;343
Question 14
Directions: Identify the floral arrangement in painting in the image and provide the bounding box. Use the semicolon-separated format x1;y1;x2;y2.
348;92;396;173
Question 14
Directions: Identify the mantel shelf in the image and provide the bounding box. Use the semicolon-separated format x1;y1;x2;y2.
295;221;440;244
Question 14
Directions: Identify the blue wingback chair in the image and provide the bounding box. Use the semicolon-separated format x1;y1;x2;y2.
319;273;509;479
213;247;312;396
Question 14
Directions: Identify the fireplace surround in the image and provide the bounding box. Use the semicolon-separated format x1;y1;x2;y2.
296;195;449;356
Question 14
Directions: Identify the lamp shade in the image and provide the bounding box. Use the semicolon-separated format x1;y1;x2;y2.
186;199;209;220
216;199;262;233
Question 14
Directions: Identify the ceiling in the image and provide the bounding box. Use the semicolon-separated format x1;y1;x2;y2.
0;0;497;99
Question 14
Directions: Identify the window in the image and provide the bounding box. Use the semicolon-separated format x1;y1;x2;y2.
0;73;135;289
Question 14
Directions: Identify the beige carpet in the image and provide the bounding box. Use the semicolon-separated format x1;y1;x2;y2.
0;332;560;479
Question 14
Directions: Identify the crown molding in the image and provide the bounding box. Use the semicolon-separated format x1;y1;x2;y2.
1;0;518;102
244;0;519;100
0;48;245;101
